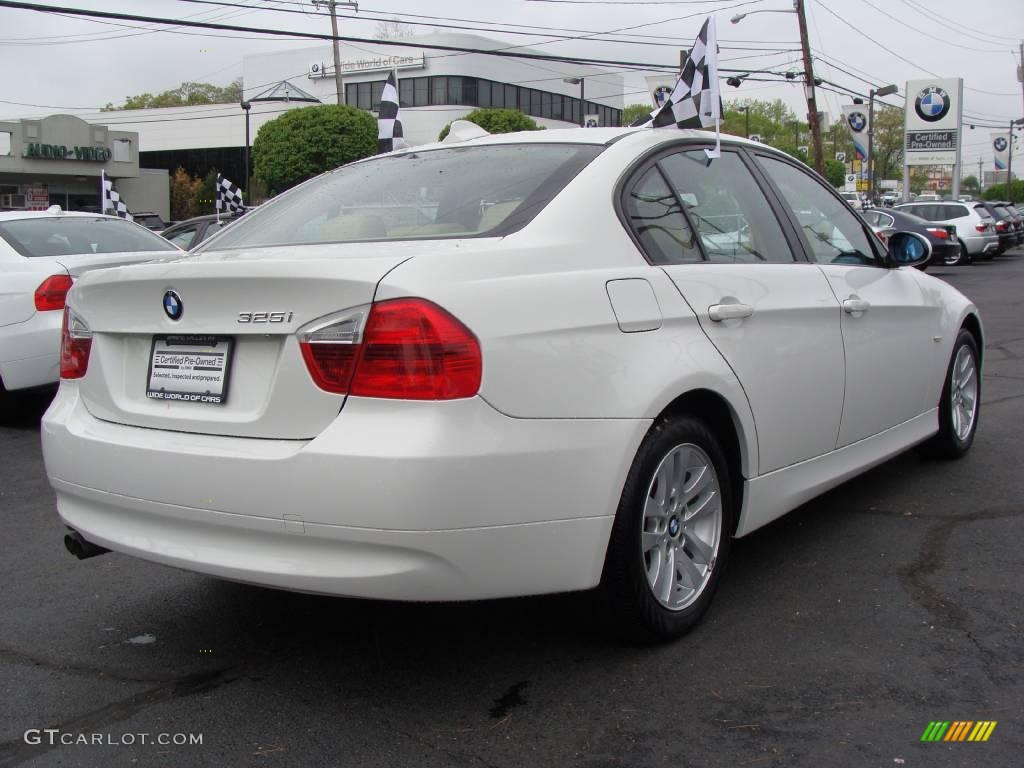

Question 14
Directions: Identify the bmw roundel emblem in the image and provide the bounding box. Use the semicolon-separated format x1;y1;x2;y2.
994;136;1007;152
163;290;183;321
915;86;951;123
653;85;673;107
847;111;867;133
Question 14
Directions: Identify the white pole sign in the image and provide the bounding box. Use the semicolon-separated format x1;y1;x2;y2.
903;78;963;166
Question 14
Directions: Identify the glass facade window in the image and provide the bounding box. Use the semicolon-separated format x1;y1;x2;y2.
343;75;623;125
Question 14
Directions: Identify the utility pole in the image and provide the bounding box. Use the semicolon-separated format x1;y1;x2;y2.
314;1;358;105
794;0;825;175
978;157;983;194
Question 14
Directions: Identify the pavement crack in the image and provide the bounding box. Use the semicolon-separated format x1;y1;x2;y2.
897;505;1019;687
0;645;208;685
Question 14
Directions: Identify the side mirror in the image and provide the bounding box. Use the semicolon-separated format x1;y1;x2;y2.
886;231;931;268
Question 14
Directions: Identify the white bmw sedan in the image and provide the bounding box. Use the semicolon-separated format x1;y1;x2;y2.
0;210;180;394
42;129;982;640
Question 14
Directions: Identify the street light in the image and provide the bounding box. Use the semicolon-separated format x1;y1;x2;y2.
733;2;825;175
736;106;750;139
1007;117;1024;203
240;101;251;197
563;77;585;127
867;83;898;202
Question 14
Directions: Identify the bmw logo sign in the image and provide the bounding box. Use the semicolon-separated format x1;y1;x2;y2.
994;137;1007;152
915;86;951;122
653;85;673;107
847;111;867;133
163;290;183;321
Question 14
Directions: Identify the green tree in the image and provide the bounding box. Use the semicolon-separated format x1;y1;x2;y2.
195;170;218;215
722;98;799;147
438;108;542;141
104;79;243;111
623;103;652;126
910;170;930;195
960;175;980;194
253;104;376;194
824;159;846;188
982;179;1024;202
871;105;905;184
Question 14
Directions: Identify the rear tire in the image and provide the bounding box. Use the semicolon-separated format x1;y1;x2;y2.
920;329;980;459
598;416;734;642
952;240;972;266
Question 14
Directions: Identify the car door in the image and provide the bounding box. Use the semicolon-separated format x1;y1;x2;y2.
624;146;845;474
754;153;944;447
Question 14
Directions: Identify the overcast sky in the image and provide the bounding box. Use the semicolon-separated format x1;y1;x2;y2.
1;0;1021;178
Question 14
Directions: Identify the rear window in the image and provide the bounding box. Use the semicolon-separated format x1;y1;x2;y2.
0;216;178;258
208;143;603;250
974;204;994;220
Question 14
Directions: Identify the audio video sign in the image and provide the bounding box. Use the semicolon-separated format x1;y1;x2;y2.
904;78;963;166
23;143;112;162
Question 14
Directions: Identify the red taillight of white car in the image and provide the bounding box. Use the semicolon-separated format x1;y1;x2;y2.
298;298;482;400
975;223;989;233
925;227;949;240
59;307;92;379
34;274;74;312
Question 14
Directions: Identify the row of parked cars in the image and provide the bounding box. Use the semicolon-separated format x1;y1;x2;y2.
861;199;1023;268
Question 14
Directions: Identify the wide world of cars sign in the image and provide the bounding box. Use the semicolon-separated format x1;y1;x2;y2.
904;77;963;166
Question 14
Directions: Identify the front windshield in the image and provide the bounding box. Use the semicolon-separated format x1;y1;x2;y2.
207;143;603;250
0;216;178;258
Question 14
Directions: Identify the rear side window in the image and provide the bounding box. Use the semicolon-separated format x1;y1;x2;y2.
0;216;178;258
658;151;794;263
208;143;603;249
623;166;701;265
942;204;968;219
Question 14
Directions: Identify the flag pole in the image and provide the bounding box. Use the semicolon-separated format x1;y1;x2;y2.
100;170;105;213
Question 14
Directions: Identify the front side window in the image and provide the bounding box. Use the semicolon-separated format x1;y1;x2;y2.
0;216;178;258
757;155;879;266
207;144;603;249
660;151;795;263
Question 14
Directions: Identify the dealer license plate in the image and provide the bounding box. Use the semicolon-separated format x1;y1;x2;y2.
146;335;233;405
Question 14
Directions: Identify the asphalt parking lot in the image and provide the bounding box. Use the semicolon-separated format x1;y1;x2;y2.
1;252;1022;768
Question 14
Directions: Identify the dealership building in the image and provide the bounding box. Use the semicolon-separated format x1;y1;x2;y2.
0;33;625;215
0;114;167;215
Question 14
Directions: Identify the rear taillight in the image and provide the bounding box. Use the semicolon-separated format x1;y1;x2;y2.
875;229;891;245
34;274;73;312
995;221;1008;233
925;227;949;240
59;307;92;379
298;299;482;400
975;223;988;232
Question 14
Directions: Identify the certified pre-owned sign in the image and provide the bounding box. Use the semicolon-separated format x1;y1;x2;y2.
904;77;963;165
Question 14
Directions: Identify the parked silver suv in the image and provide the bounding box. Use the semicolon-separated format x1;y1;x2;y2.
894;201;998;265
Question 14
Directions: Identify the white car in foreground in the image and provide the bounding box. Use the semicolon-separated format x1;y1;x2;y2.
42;129;982;640
0;210;180;393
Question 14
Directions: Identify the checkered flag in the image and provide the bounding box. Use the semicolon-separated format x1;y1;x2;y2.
377;70;409;154
216;173;245;214
631;15;722;158
100;170;133;221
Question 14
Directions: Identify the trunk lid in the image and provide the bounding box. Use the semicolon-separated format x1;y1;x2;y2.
69;243;417;438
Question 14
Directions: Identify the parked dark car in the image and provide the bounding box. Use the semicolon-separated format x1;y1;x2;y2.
861;208;960;268
160;213;242;250
123;212;167;231
976;202;1017;253
990;201;1023;247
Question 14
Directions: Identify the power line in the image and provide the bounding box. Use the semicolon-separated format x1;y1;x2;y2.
897;0;1020;45
0;0;784;74
814;1;1018;97
858;0;1009;55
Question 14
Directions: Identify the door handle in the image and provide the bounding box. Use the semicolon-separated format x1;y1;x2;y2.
708;303;754;322
842;298;870;314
